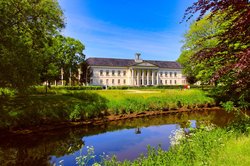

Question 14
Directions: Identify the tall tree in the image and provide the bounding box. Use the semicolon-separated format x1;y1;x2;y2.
0;0;64;92
41;35;85;85
55;36;85;85
178;14;221;84
183;0;250;108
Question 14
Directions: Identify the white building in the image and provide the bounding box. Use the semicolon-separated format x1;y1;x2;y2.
86;54;186;86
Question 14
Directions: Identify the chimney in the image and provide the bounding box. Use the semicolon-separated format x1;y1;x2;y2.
135;53;143;62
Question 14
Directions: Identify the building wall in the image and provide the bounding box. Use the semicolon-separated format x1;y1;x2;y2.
89;66;186;86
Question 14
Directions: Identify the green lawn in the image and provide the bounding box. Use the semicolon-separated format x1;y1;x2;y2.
92;89;214;114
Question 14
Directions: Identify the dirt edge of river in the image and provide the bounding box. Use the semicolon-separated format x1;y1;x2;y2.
1;106;223;136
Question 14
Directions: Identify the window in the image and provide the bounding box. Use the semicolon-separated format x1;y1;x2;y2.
106;79;109;84
174;80;177;85
100;70;103;76
170;80;172;84
118;79;120;84
100;79;103;84
123;71;126;76
118;70;121;76
160;80;163;84
112;79;114;84
123;79;126;84
170;72;172;77
165;80;167;85
112;70;115;76
174;72;177;77
106;70;109;76
90;70;93;77
165;72;168;77
160;72;163;77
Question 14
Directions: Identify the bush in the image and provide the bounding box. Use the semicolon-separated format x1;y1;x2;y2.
0;88;16;97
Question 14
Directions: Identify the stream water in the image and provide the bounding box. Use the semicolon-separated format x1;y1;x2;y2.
0;109;234;166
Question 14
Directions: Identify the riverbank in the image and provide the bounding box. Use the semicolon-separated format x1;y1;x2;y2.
1;107;223;136
0;88;214;132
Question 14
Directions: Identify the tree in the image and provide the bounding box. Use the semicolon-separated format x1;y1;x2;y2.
183;0;250;108
0;0;64;92
40;35;85;87
178;14;221;84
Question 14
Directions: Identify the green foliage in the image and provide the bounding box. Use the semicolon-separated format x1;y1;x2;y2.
178;14;226;85
0;0;64;92
181;3;250;109
0;88;16;97
221;101;235;112
0;91;108;129
41;35;85;85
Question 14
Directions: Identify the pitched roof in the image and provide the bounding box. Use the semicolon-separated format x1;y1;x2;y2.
86;57;182;69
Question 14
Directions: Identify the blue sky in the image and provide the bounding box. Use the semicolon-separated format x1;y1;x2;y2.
58;0;196;61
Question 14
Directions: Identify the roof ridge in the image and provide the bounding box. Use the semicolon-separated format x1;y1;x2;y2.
87;57;177;63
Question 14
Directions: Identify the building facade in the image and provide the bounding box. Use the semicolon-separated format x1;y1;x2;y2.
86;54;186;86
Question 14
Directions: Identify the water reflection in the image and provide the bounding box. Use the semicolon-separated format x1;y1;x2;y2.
0;110;234;166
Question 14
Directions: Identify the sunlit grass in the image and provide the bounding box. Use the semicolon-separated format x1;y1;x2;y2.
211;135;250;166
91;89;214;114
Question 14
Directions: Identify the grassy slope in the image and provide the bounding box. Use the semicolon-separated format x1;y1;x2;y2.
0;89;214;130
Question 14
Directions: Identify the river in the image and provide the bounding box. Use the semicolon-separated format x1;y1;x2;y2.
0;109;234;166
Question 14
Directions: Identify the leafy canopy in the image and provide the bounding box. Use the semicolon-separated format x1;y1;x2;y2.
0;0;64;92
183;0;250;108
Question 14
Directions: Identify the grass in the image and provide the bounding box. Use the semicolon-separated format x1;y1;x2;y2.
211;135;250;166
93;89;214;114
0;87;214;130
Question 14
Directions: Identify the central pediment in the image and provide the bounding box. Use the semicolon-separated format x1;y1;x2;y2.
131;61;158;67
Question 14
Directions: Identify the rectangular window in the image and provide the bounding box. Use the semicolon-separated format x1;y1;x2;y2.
123;79;126;84
118;70;121;76
174;72;177;77
123;71;126;76
112;79;114;84
106;70;109;76
170;80;172;85
106;79;109;84
100;79;103;84
118;79;120;84
170;72;172;77
165;80;167;85
160;80;163;84
175;80;177;85
112;70;115;76
165;72;168;77
100;70;103;76
160;72;163;77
